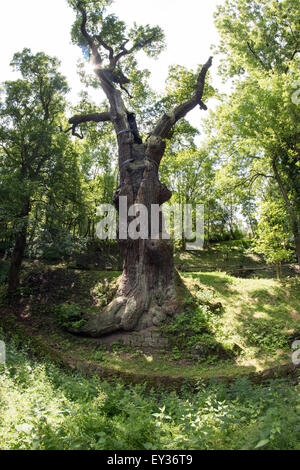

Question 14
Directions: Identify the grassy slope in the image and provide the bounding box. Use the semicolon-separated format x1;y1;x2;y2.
175;240;264;270
182;272;300;373
79;271;299;381
1;256;299;384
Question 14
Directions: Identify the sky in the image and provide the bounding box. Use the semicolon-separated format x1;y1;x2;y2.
0;0;225;130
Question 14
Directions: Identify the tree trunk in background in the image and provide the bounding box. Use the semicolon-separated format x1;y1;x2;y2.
295;237;300;267
272;158;300;267
8;198;30;294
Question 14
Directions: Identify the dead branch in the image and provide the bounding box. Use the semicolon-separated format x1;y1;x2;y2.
77;1;102;65
61;111;112;139
69;112;112;126
152;56;213;139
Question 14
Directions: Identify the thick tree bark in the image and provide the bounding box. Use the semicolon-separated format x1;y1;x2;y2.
80;140;180;336
7;198;31;294
272;157;300;266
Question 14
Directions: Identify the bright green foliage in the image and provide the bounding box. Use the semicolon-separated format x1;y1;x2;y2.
54;303;87;330
255;198;294;265
0;334;300;450
0;49;69;246
0;62;118;261
160;145;242;245
161;147;214;204
68;0;165;58
209;0;300;262
68;0;164;84
164;64;214;108
211;71;300;162
68;0;166;134
215;0;300;77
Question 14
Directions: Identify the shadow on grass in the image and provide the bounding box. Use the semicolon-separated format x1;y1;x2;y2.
240;280;300;323
1;265;121;335
185;272;237;299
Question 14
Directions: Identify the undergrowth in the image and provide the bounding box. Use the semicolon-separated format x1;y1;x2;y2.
160;281;234;362
1;330;299;450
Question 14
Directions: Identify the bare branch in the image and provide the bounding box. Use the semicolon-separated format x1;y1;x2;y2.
284;49;300;73
69;112;112;126
77;1;102;65
95;35;114;65
221;170;274;193
62;112;112;140
114;36;156;65
62;125;84;139
0;145;13;159
120;39;130;52
152;57;213;139
246;41;270;71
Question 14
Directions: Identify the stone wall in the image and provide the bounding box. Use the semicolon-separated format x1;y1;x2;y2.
126;328;169;349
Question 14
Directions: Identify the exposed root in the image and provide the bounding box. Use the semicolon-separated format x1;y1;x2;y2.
76;273;181;338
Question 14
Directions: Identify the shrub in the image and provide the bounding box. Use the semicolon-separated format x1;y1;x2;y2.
54;303;87;330
0;261;9;286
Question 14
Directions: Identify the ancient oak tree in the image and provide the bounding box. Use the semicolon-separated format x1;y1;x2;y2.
67;1;212;336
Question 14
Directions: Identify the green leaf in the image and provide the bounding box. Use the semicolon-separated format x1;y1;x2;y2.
255;439;270;449
16;423;34;434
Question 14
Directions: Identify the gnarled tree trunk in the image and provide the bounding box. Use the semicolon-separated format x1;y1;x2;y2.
81;139;179;336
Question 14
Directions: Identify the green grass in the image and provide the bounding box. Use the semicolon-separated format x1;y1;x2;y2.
174;240;264;270
1;332;300;450
181;272;300;369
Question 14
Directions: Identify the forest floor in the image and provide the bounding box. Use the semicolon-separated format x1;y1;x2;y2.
0;243;299;389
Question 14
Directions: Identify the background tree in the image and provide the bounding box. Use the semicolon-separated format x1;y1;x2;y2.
160;146;218;248
209;0;300;264
255;196;294;279
0;49;69;293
